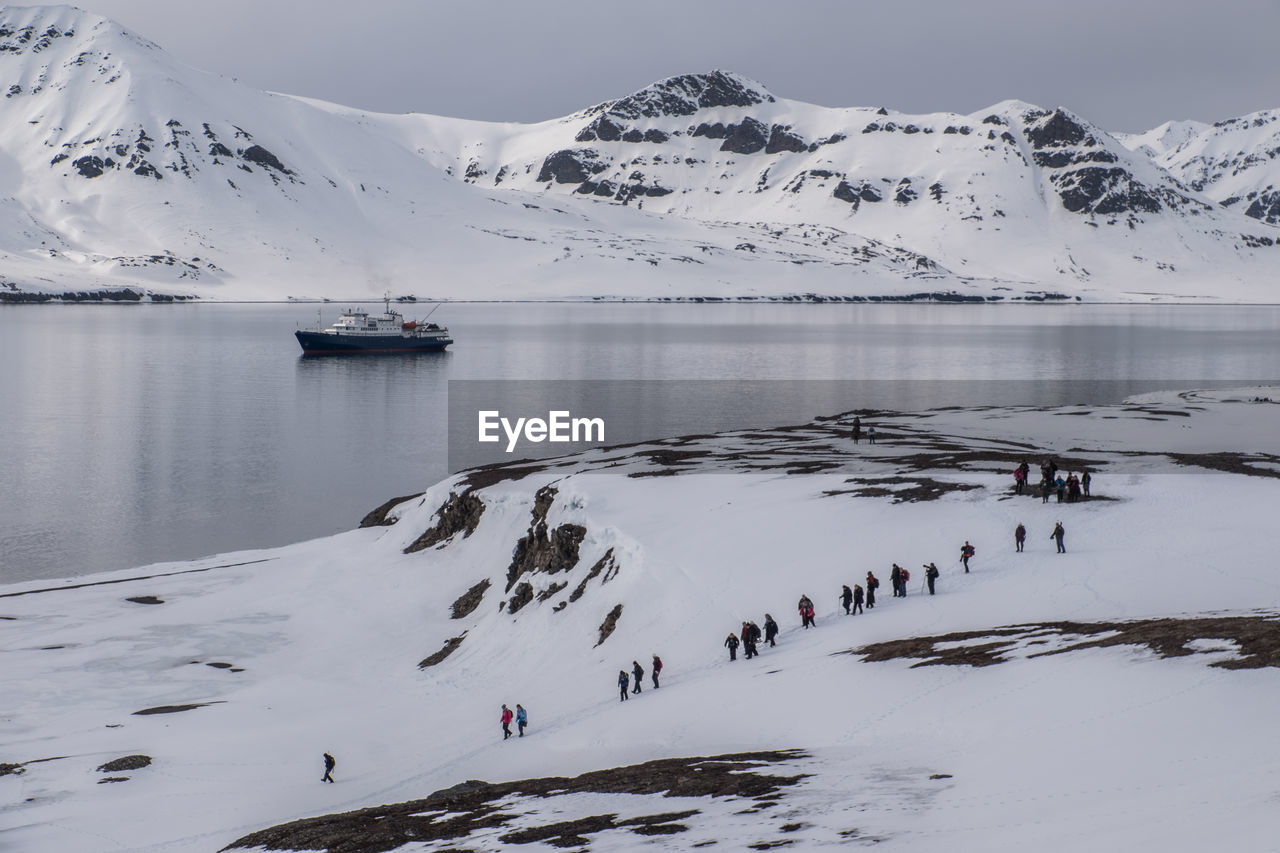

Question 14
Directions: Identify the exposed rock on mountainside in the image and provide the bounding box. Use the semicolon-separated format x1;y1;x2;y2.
1;7;1278;300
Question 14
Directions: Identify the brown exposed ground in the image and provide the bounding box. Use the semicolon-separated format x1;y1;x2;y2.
222;750;808;853
849;615;1280;669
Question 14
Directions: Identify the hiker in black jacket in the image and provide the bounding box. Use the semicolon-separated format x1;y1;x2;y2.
960;541;975;573
840;585;854;614
1051;522;1066;554
1015;523;1026;552
632;660;644;693
924;562;939;595
763;614;779;646
725;632;740;661
322;752;336;784
851;584;864;615
890;564;902;597
865;572;878;608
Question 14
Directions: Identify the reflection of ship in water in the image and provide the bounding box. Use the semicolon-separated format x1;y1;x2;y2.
295;299;452;355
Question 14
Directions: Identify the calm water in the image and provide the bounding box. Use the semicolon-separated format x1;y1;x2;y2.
3;302;1279;583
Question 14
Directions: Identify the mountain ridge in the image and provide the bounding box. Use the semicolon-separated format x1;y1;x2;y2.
1;5;1278;301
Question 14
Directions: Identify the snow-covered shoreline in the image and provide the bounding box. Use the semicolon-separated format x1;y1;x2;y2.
4;389;1280;851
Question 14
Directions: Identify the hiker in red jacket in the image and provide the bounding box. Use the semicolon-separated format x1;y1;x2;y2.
865;572;878;608
960;541;976;573
500;704;514;740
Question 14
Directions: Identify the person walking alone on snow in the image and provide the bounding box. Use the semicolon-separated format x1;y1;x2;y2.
924;562;939;595
1051;522;1066;554
322;752;336;784
960;541;975;573
1015;523;1026;553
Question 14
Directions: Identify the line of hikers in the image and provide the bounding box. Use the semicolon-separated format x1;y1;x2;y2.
1014;522;1067;553
1013;459;1092;504
618;654;663;700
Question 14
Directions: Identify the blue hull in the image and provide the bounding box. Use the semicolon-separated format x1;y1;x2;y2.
295;330;453;355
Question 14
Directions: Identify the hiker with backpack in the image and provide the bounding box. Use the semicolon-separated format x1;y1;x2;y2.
1013;464;1026;494
865;572;878;608
618;670;630;700
501;704;514;739
960;541;975;573
652;654;663;688
763;614;779;646
1051;522;1066;554
741;622;756;659
851;584;864;615
632;660;644;693
322;752;336;784
1015;523;1026;552
724;632;740;661
840;584;854;615
516;704;528;737
924;562;939;595
899;566;910;597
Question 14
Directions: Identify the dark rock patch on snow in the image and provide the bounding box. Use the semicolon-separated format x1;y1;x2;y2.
132;702;222;715
405;491;485;553
850;615;1280;670
596;603;623;646
504;486;586;592
96;755;151;773
359;493;423;528
419;634;466;669
451;578;491;619
224;750;807;853
125;595;163;605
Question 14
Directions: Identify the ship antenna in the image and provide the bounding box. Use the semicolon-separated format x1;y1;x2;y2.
423;302;442;320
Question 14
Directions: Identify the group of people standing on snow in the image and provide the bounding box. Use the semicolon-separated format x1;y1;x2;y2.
1016;459;1091;504
724;614;779;661
618;654;663;700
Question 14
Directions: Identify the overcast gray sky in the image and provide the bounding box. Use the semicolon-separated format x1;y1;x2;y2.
70;0;1280;131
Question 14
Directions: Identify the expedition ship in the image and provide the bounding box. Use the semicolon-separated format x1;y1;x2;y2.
295;301;452;354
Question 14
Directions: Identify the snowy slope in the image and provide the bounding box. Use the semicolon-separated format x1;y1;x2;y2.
1119;109;1280;227
0;7;963;302
2;7;1278;302
4;389;1280;851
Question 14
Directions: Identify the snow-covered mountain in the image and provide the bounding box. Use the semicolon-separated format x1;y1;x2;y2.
5;389;1280;851
2;5;1278;301
1119;109;1280;226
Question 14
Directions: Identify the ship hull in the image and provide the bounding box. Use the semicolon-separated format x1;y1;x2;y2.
295;330;453;355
